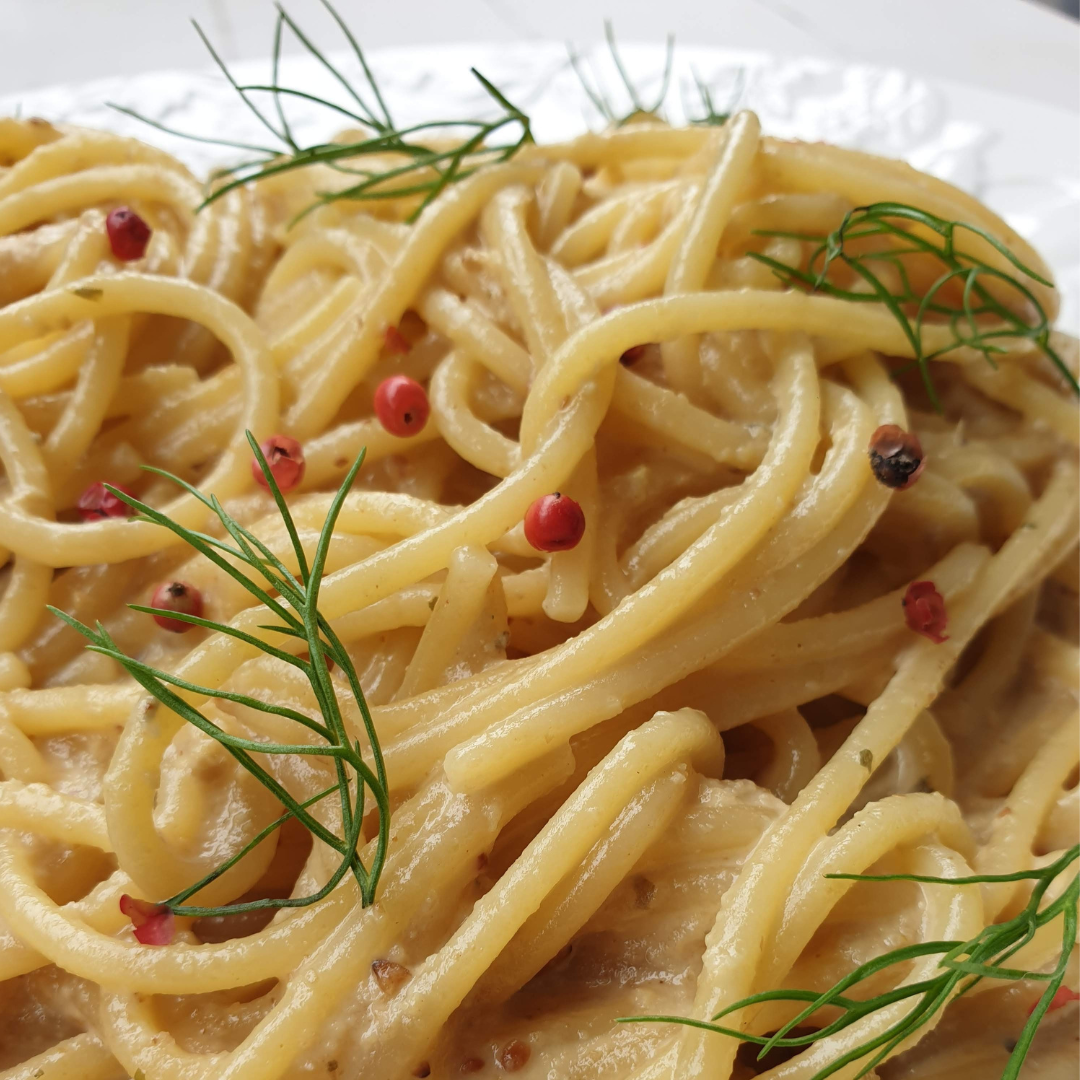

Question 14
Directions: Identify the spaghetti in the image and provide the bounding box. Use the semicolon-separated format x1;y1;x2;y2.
0;68;1076;1080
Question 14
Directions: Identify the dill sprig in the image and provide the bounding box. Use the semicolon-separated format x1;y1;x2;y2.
619;844;1079;1080
109;0;532;224
112;7;735;220
568;22;675;127
49;431;390;915
688;65;744;127
750;202;1078;409
568;24;739;129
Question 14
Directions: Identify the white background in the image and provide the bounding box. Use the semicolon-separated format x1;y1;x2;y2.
3;0;1078;111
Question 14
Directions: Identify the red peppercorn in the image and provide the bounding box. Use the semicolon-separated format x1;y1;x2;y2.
620;344;648;366
150;581;204;634
106;206;152;261
902;581;948;644
119;894;175;946
252;434;305;493
374;375;430;438
371;959;410;995
524;493;586;553
496;1040;530;1072
868;424;924;490
76;481;135;522
1031;985;1079;1015
384;324;411;355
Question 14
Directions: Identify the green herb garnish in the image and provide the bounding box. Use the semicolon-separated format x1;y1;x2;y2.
688;65;744;126
568;22;675;127
49;431;390;915
750;202;1078;409
619;844;1078;1080
110;7;744;220
109;0;532;224
567;23;739;128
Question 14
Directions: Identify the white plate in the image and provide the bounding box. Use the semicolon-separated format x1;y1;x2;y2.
3;41;1077;331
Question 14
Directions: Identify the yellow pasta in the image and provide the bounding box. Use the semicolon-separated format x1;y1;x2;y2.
0;79;1075;1080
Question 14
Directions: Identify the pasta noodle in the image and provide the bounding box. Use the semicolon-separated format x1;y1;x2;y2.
0;94;1076;1080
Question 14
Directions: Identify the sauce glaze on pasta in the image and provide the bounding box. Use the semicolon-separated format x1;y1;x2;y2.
0;108;1076;1080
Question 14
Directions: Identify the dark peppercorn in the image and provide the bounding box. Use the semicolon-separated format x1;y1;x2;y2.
868;424;924;490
